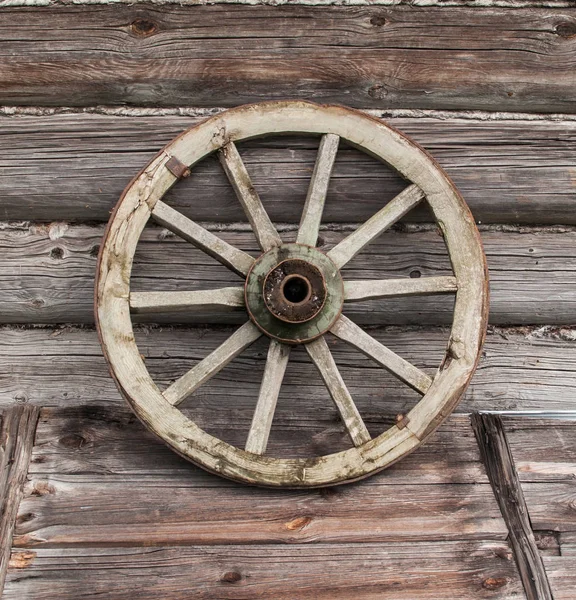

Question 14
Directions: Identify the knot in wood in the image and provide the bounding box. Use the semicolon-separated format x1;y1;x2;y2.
131;18;158;37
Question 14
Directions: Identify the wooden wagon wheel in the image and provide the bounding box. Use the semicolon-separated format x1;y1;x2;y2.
95;101;488;487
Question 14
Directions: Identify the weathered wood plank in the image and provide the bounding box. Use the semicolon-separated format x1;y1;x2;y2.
503;417;576;483
1;326;575;414
0;405;40;593
472;413;553;600
29;408;487;485
13;475;507;547
542;556;576;600
497;416;576;552
2;113;576;224
3;542;523;600
2;224;576;325
0;5;575;112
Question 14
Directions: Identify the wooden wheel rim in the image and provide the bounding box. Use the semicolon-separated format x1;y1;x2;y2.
95;100;488;488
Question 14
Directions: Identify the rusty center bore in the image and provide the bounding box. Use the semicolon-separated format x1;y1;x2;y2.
263;259;327;324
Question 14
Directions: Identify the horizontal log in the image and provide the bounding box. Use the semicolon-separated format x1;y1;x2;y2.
14;475;507;546
0;5;575;112
542;557;576;600
503;417;576;483
500;417;576;552
2;113;576;224
3;542;523;600
1;224;575;325
30;409;484;484
2;325;576;414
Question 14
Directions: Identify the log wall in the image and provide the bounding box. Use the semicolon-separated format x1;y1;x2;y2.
1;1;575;598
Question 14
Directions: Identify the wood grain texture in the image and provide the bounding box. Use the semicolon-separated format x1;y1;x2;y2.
2;224;575;325
29;408;487;484
0;5;575;112
13;475;507;546
503;417;576;483
2;113;576;224
1;325;575;414
0;405;40;593
3;542;523;600
472;413;553;600
501;416;576;544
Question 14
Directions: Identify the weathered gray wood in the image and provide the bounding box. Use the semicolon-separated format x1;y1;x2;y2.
330;315;433;394
472;413;554;600
245;340;291;455
542;556;576;600
327;184;424;269
502;416;576;484
151;200;254;276
219;142;282;252
1;113;576;224
130;287;245;314
0;405;40;593
2;326;575;414
500;416;576;540
0;5;574;112
297;133;340;246
2;224;575;325
12;476;508;546
163;321;262;406
306;336;371;447
344;276;458;301
28;409;487;484
3;541;523;600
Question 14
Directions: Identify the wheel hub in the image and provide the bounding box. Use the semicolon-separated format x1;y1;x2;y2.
245;243;344;344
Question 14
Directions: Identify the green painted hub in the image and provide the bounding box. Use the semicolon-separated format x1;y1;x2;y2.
245;244;344;344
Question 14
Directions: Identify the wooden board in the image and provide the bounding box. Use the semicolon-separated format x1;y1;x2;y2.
3;542;524;600
29;408;486;484
0;406;39;593
1;325;576;414
15;411;508;547
2;113;576;224
4;409;520;598
1;223;575;325
0;5;575;112
502;417;576;541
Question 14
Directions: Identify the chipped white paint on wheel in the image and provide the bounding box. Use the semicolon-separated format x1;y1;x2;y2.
95;100;488;487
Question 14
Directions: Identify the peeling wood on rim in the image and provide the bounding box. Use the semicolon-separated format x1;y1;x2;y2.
95;100;488;487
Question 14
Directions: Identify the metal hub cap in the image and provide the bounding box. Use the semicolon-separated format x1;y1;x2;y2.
245;243;344;344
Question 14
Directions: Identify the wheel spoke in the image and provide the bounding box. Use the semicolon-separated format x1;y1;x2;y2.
296;133;340;246
330;315;433;395
306;336;371;447
163;321;262;406
245;340;291;455
130;287;245;314
152;200;254;277
327;184;425;269
344;276;458;302
219;141;282;252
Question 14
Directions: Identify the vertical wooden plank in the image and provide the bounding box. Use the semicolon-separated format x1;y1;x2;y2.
472;413;553;600
0;405;40;594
